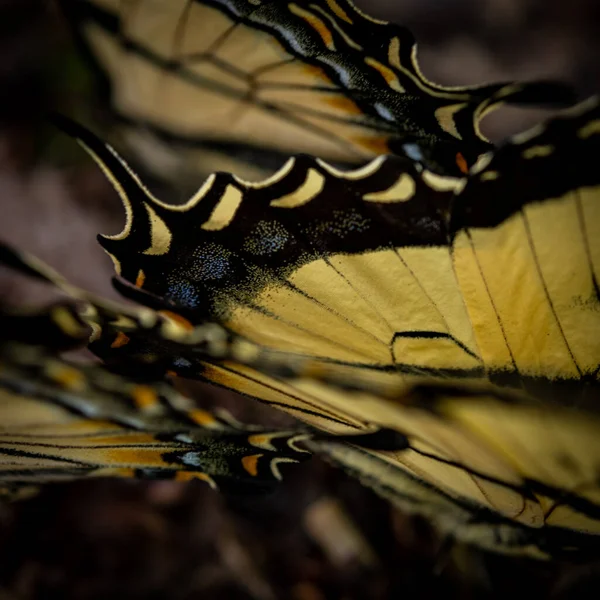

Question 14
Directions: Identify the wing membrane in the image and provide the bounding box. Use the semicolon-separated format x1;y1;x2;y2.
0;292;309;500
81;99;599;406
57;98;600;556
60;0;575;176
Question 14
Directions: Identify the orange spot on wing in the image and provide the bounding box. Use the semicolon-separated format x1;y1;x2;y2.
290;6;335;51
303;64;333;84
456;152;469;174
92;467;137;478
188;409;218;427
62;421;115;434
325;0;353;24
353;135;390;155
248;434;269;447
111;332;130;348
106;448;169;467
135;269;146;288
174;471;216;488
364;58;404;92
94;433;157;445
241;454;263;477
159;311;194;331
131;385;159;410
51;365;85;390
324;95;363;115
310;20;334;50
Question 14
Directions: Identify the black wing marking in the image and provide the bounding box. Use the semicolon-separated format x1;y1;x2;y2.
59;0;575;175
0;301;310;498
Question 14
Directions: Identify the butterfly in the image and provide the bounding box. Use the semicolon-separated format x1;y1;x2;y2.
0;276;310;501
58;0;575;179
0;0;596;560
22;94;596;559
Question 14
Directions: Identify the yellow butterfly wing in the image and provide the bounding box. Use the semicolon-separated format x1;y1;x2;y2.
0;295;309;499
60;0;574;177
84;97;599;400
64;95;600;556
303;380;600;558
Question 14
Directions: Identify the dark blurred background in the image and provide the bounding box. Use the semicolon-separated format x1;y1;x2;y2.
0;1;599;598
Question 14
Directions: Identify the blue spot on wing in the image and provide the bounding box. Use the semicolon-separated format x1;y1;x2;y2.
243;220;289;256
167;281;201;308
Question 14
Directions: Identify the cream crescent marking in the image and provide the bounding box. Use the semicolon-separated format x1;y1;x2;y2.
522;145;555;160
480;171;500;182
234;157;296;189
142;203;172;256
201;185;244;231
421;170;465;192
270;168;325;207
363;173;416;202
270;457;300;480
434;104;468;140
578;120;600;139
317;155;386;180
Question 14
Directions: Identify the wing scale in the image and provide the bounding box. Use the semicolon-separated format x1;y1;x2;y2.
59;0;575;177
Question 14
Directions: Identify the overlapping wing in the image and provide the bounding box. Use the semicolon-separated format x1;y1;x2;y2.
81;97;599;403
69;97;600;556
59;0;574;177
0;256;310;500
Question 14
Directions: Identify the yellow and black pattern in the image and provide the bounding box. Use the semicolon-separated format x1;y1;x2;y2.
305;381;600;559
60;0;574;176
45;98;600;557
2;0;599;554
78;99;600;404
0;301;310;500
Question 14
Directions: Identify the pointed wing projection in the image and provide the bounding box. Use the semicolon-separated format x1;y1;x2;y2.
0;267;309;501
62;97;600;557
59;0;574;176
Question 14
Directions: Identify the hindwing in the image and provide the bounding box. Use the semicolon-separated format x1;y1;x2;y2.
55;97;600;557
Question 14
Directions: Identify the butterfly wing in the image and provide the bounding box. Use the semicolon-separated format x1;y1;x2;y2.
304;380;600;559
0;272;309;500
59;0;575;177
450;99;600;404
83;97;599;404
67;95;600;555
